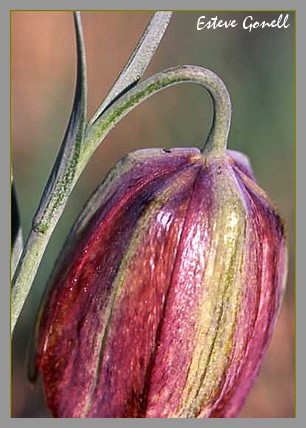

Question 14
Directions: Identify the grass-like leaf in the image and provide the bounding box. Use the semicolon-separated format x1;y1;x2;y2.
11;11;87;333
11;179;23;278
32;11;87;233
89;11;173;125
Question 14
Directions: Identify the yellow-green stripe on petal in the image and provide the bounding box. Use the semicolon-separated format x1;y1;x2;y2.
31;148;287;418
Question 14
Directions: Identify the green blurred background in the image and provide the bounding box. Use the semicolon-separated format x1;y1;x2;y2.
11;11;295;417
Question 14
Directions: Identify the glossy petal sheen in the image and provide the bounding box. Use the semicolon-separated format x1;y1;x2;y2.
31;148;287;418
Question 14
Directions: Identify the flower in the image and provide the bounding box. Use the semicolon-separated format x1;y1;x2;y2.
29;147;287;418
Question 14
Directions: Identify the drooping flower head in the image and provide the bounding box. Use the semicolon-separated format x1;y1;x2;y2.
29;146;287;418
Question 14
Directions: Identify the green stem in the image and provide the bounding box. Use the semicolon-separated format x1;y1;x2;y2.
86;65;231;159
11;232;50;332
11;64;231;334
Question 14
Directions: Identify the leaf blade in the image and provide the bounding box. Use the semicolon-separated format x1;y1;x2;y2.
11;11;87;334
32;11;87;233
89;11;173;124
11;179;23;278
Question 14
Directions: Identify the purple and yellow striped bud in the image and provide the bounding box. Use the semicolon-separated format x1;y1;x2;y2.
30;147;287;418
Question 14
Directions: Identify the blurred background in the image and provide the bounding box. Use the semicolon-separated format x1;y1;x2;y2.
11;11;294;417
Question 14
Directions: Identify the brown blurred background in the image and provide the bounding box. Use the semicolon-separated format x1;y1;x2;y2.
11;11;295;417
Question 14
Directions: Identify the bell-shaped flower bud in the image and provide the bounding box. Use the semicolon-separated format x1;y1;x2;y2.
29;147;287;418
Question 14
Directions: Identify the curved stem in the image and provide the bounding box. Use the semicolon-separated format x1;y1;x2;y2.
84;65;231;161
11;65;231;334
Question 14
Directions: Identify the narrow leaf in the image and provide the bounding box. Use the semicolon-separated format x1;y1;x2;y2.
89;11;173;124
11;179;23;278
11;12;87;334
32;11;87;233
